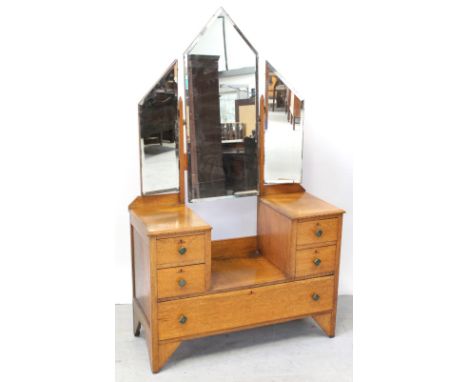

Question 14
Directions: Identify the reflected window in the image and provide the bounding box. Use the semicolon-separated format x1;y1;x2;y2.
264;62;304;184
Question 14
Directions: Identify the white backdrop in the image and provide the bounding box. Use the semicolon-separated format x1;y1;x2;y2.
113;1;353;303
3;2;468;381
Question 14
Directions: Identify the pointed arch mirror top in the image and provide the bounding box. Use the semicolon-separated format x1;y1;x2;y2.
135;9;307;202
183;8;258;61
184;8;259;201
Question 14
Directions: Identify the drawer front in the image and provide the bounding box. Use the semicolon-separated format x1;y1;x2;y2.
156;234;205;266
158;276;334;341
297;218;339;246
157;264;206;299
296;245;337;278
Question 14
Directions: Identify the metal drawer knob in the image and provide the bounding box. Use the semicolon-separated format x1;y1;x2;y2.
179;315;187;324
178;278;187;288
315;229;323;238
312;293;320;301
178;247;187;255
313;258;322;266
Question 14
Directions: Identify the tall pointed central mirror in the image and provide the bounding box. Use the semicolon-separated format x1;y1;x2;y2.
184;9;258;201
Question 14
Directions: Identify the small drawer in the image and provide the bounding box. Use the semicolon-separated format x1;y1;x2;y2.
297;218;339;246
156;234;205;267
296;245;336;278
157;264;206;299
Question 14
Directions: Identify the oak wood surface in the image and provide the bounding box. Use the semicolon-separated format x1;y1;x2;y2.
312;311;335;337
158;276;335;341
159;313;324;344
130;190;345;373
258;95;265;195
130;193;179;209
132;298;153;360
130;225;138;335
178;97;186;204
295;245;337;278
212;236;258;259
132;228;151;322
158;341;181;370
260;192;345;220
204;230;212;290
211;256;287;292
157;264;206;299
148;238;159;372
130;199;211;237
157;260;204;270
258;202;295;277
297;217;339;246
263;183;305;195
329;214;344;337
156;234;205;266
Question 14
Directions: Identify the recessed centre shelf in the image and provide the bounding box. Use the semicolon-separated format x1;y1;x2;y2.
211;256;288;292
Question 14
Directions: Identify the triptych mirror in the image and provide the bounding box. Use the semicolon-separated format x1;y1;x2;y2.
138;8;304;201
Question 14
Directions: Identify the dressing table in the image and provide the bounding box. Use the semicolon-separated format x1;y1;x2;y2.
130;8;345;373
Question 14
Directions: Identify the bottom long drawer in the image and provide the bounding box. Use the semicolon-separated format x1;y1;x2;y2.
158;275;334;341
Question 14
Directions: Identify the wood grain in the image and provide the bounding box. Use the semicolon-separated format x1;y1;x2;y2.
178;97;186;204
211;256;286;292
204;230;212;290
157;264;206;299
132;298;153;362
159;312;321;344
260;192;345;220
297;218;339;246
258;202;295;277
158;341;181;370
212;236;258;259
258;95;265;195
156;234;205;266
312;311;334;337
329;214;344;337
129;194;179;209
158;276;335;341
130;200;211;237
129;188;345;372
263;183;305;195
132;228;151;322
295;245;337;278
148;238;159;372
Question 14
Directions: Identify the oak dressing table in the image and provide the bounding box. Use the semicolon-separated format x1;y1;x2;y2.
130;8;345;373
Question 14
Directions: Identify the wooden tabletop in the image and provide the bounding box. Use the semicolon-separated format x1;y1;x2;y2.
129;196;211;236
260;192;345;220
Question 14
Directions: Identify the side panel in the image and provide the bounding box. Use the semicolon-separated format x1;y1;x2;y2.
132;227;151;322
258;201;295;277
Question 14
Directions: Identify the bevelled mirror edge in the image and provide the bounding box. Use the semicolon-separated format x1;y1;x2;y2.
263;60;305;189
138;60;184;201
182;7;259;58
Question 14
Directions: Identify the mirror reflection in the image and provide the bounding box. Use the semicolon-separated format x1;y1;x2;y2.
139;62;179;195
185;10;258;201
264;62;304;184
